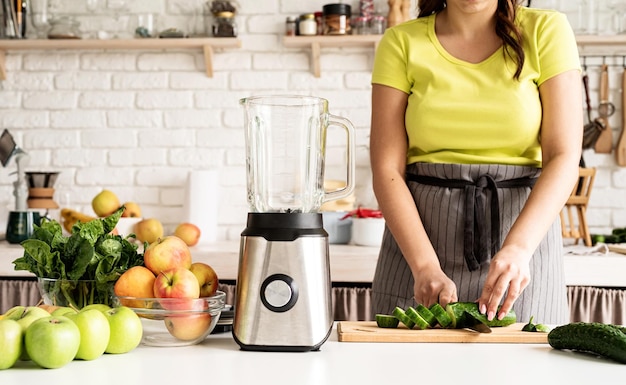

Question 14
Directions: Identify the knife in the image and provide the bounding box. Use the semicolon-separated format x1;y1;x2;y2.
463;311;492;333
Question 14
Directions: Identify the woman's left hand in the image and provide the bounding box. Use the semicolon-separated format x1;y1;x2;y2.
477;245;531;321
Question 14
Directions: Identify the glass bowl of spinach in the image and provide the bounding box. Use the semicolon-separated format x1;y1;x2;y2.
13;207;145;310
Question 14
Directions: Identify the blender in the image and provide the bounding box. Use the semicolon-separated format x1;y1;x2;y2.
233;95;355;351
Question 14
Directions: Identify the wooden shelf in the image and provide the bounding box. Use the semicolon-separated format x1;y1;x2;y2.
284;34;626;77
0;37;241;80
283;35;381;77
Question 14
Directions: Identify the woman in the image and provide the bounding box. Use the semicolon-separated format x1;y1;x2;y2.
370;0;582;324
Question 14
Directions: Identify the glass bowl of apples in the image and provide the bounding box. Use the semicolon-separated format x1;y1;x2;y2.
113;291;226;347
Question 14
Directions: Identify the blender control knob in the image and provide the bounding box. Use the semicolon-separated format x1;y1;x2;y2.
260;274;298;312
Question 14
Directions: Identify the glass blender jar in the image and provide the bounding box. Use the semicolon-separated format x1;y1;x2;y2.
234;95;355;351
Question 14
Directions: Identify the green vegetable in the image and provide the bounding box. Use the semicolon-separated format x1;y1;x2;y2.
522;316;551;333
548;322;626;364
428;303;452;328
392;306;415;329
415;304;438;328
375;314;400;328
405;307;430;330
445;302;516;329
12;207;144;308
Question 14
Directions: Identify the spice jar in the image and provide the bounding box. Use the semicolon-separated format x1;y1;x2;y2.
370;14;387;34
322;3;351;35
285;16;296;36
352;16;369;35
48;16;81;39
298;13;317;36
212;11;237;37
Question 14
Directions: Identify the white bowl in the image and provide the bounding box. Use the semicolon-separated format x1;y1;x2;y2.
351;217;385;247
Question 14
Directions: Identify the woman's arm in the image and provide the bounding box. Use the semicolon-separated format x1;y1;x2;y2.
370;84;458;307
478;69;583;320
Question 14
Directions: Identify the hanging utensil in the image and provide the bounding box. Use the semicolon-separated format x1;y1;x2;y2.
616;64;626;166
594;64;614;154
582;67;605;150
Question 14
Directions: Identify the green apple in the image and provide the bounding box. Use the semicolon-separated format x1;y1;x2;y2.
51;306;78;317
25;316;80;369
0;319;23;370
104;306;142;354
4;305;51;361
81;304;111;312
65;309;111;361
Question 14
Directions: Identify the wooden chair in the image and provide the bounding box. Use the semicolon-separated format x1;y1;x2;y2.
560;167;596;246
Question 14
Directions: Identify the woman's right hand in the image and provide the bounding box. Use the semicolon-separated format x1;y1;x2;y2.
413;264;458;308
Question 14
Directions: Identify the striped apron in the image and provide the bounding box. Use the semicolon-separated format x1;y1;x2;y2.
371;163;570;324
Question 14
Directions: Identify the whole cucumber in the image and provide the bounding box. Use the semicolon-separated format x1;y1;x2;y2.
548;322;626;364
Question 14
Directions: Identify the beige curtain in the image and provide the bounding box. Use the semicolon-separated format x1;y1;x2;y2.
568;286;626;324
1;279;42;313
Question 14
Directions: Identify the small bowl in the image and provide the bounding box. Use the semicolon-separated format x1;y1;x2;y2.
113;291;226;347
351;217;386;247
38;278;115;309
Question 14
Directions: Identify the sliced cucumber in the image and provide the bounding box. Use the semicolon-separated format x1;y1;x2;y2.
375;314;399;328
405;307;430;330
392;306;415;329
429;303;452;328
416;304;438;328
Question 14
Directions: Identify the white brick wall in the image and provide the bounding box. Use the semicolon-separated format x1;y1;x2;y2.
1;0;625;240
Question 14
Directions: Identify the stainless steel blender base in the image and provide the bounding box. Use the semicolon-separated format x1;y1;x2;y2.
233;234;333;351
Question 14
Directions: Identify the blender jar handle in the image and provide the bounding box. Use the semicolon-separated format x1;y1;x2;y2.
323;114;356;204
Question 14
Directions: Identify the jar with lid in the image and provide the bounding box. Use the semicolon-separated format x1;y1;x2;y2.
285;16;296;36
351;16;369;35
370;14;387;34
48;16;81;39
212;11;237;37
322;3;351;35
298;13;317;36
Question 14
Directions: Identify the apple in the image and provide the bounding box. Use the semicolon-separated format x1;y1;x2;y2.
25;316;80;369
0;319;23;369
4;305;51;330
143;235;192;275
153;267;200;302
121;201;142;218
65;308;110;361
189;262;219;297
92;189;121;217
114;266;156;308
81;303;111;313
173;222;201;247
164;313;212;341
51;306;78;317
104;306;143;354
4;306;53;361
134;218;164;244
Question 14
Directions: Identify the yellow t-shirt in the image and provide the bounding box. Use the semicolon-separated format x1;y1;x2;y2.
371;7;581;166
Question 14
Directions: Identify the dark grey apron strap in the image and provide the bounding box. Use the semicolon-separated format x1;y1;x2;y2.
406;173;537;271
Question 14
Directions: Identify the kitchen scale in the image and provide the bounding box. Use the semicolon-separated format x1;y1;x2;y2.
233;95;355;352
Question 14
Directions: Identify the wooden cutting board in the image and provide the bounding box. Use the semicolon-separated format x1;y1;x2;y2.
337;322;548;344
607;243;626;255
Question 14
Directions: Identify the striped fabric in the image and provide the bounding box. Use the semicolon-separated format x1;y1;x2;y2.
371;163;570;324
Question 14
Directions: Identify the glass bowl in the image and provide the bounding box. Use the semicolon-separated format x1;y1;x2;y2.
113;291;226;347
38;278;115;309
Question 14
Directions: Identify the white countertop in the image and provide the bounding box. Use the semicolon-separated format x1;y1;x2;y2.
0;324;623;384
1;240;625;287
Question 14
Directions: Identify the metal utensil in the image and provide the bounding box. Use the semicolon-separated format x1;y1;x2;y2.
463;311;492;333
